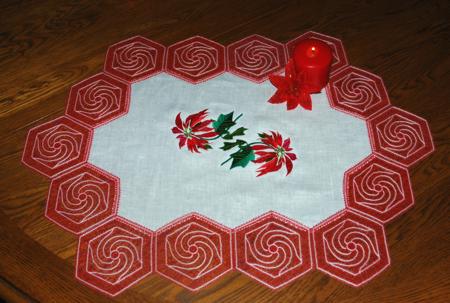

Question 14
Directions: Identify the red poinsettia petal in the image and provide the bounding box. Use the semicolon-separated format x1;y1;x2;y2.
261;137;270;146
299;93;312;110
274;132;282;147
200;131;218;138
252;144;270;151
186;109;208;128
198;127;215;133
286;96;299;110
186;109;207;122
282;138;291;149
262;131;278;148
186;139;198;153
269;74;289;90
285;156;293;175
193;119;212;131
256;158;283;177
254;154;274;163
176;134;187;147
178;136;187;148
266;131;278;147
287;152;297;161
261;138;274;148
186;138;195;152
280;90;294;101
172;126;182;134
255;151;275;157
268;91;287;104
256;164;271;177
195;137;210;152
175;113;183;129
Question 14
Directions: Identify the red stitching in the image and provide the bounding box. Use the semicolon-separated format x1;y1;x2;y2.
65;73;131;129
227;34;287;83
103;35;166;83
165;36;226;84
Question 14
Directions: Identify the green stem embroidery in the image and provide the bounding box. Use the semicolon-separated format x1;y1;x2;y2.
220;157;233;166
234;113;243;123
247;141;265;146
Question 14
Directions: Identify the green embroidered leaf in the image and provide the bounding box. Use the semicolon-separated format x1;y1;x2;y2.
222;133;233;140
220;139;248;151
229;145;255;169
204;144;213;150
220;141;240;151
223;127;247;140
212;112;236;135
258;132;267;138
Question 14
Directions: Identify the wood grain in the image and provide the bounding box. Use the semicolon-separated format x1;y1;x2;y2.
1;0;449;302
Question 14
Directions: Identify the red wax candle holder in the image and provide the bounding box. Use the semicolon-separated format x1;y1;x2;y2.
293;38;333;92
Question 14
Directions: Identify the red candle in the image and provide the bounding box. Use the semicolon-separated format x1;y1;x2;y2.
293;39;332;92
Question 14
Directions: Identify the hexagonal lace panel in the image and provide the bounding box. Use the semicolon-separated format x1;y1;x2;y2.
313;210;390;286
155;213;232;290
235;212;313;289
89;73;372;229
227;34;286;83
166;36;225;83
46;163;119;234
66;73;130;128
327;66;390;118
22;116;92;177
76;217;152;296
345;155;414;223
368;107;434;166
104;36;165;83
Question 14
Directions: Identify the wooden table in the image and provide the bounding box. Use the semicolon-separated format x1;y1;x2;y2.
1;1;449;302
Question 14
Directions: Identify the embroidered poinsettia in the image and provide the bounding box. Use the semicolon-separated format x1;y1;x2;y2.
171;109;217;153
172;110;298;177
268;59;316;111
251;131;297;177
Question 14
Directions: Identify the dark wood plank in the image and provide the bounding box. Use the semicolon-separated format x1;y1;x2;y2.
0;276;36;303
0;0;449;302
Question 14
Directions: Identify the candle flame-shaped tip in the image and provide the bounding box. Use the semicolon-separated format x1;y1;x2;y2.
311;46;316;52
